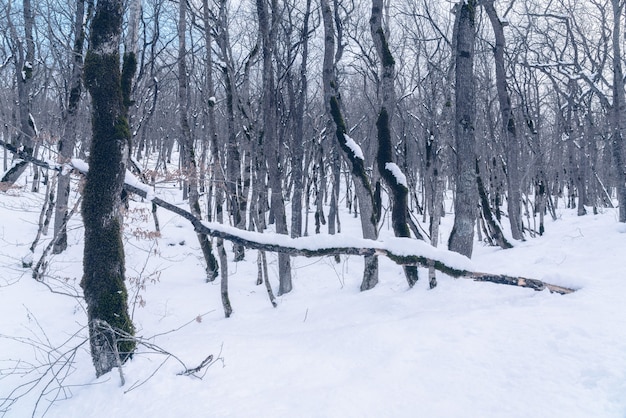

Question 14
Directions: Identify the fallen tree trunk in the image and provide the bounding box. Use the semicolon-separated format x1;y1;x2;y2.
0;139;576;295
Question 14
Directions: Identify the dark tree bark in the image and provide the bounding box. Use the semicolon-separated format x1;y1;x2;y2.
448;0;478;258
370;0;419;286
81;0;135;377
476;160;512;249
322;0;379;290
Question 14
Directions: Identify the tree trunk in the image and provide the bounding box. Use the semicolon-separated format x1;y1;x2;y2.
611;0;626;222
257;0;292;295
2;0;36;185
322;0;379;290
425;128;444;288
179;0;218;281
449;0;478;258
483;0;523;240
289;0;311;239
53;0;87;254
370;0;419;286
81;0;135;377
476;160;513;249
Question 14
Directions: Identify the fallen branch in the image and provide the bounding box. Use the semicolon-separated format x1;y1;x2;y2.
177;354;214;376
0;140;576;295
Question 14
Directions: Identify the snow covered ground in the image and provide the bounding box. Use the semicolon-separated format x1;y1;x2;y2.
1;181;626;418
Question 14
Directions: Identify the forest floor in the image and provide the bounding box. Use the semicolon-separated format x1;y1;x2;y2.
1;176;626;417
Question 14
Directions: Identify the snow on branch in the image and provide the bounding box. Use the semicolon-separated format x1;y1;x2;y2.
344;134;365;160
0;139;576;295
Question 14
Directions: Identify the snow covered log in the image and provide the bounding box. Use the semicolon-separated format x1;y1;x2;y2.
0;139;576;295
130;183;581;294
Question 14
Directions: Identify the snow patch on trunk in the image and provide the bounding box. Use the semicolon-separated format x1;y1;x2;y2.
385;162;407;187
344;134;364;160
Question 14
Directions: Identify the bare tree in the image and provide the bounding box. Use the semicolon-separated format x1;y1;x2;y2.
257;0;292;294
370;0;419;286
2;0;36;185
322;0;380;290
203;0;232;316
52;0;89;254
289;0;312;239
483;0;524;240
178;0;219;281
448;0;478;258
610;0;626;222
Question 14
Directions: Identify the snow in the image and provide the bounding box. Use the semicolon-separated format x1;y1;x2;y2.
28;113;38;136
125;170;154;201
21;251;33;267
1;158;25;178
1;183;626;418
201;221;473;272
343;134;364;160
70;158;89;173
385;162;408;187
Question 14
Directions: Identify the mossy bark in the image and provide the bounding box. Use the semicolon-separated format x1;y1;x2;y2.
81;0;135;378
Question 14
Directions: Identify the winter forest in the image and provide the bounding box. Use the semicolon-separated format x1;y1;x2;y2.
2;0;626;416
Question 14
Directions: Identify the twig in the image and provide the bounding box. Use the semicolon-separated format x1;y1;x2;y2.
150;311;216;339
177;355;214;376
32;197;82;282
